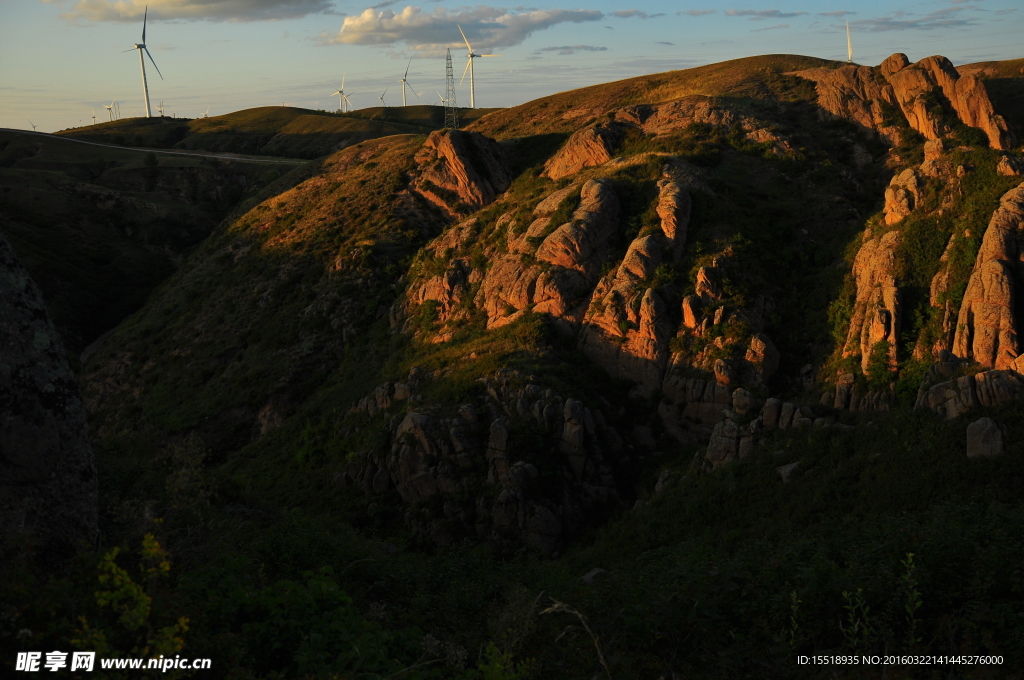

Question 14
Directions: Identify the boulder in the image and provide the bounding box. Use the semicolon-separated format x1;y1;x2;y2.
966;417;1003;458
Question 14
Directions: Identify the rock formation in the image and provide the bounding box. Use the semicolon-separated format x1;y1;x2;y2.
543;124;619;181
0;229;97;561
797;53;1016;150
953;184;1024;369
411;129;512;217
343;369;619;554
843;230;902;372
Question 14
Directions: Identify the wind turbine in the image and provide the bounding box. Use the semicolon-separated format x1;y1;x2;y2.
125;6;163;118
92;110;97;125
457;24;500;109
157;101;165;117
378;87;389;108
203;106;210;118
331;74;354;113
29;121;38;132
398;58;419;107
104;101;115;121
846;20;853;63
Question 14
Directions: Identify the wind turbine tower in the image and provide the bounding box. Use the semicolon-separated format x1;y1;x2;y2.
457;25;500;109
92;110;97;125
29;121;38;132
126;7;163;117
444;49;458;130
399;58;419;107
846;20;853;64
331;74;353;113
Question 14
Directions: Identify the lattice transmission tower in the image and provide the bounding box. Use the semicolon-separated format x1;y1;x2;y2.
444;48;459;130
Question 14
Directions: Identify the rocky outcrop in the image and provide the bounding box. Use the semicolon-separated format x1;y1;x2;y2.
843;230;902;372
341;369;620;554
543;96;795;182
915;368;1024;419
411;129;512;217
794;64;903;144
883;169;921;225
544;124;619;180
966;417;1003;458
0;230;97;562
953;184;1024;369
796;53;1016;150
577;179;691;397
477;178;620;331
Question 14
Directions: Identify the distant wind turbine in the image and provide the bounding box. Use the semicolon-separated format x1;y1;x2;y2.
203;106;210;118
331;74;354;113
458;24;500;109
104;101;115;121
846;20;853;63
157;101;165;117
125;6;163;118
398;58;419;107
29;121;38;132
378;87;389;107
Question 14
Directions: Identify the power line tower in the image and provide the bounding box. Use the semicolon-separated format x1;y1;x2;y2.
444;48;458;130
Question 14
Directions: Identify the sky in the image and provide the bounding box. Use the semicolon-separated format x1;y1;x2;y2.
1;0;1022;133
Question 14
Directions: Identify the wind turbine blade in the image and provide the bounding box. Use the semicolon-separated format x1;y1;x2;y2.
382;87;389;95
458;24;472;52
145;48;164;79
341;72;346;89
404;57;412;80
405;81;421;99
480;54;501;57
460;57;471;85
123;48;136;53
142;6;147;43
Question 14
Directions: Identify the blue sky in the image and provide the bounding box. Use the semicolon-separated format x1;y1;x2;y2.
1;0;1021;132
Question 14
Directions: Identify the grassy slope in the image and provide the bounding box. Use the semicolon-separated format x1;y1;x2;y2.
0;130;304;355
468;54;841;140
8;55;1024;679
57;105;500;159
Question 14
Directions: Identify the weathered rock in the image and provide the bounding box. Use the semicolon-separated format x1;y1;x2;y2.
966;417;1003;458
916;369;1023;418
1;230;97;561
843;230;902;373
997;155;1023;177
794;64;902;143
953;184;1024;368
478;179;620;331
884;169;920;224
744;333;780;384
544;124;619;180
656;178;691;259
412;129;512;217
776;461;802;483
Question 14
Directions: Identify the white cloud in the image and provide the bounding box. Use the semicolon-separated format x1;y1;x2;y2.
726;9;808;20
612;10;666;20
680;9;716;16
49;0;336;22
322;6;604;51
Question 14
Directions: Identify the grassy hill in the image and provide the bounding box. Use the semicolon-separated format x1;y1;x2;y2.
5;54;1024;679
57;105;500;159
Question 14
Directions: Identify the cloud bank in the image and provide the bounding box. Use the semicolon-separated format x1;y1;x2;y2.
323;6;604;51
